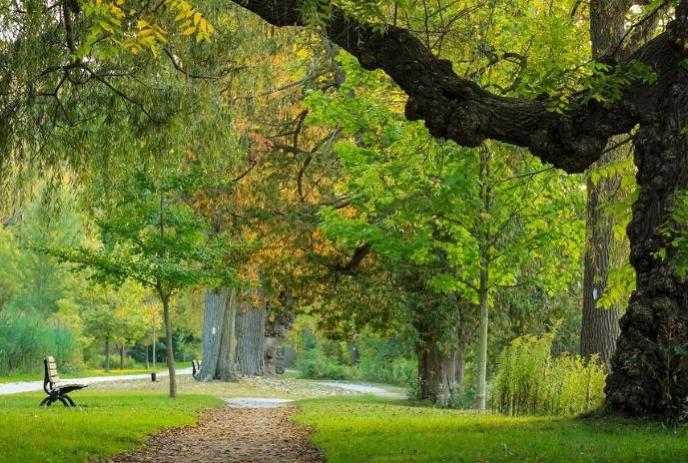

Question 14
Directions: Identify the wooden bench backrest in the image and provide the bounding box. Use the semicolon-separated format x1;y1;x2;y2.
45;356;59;386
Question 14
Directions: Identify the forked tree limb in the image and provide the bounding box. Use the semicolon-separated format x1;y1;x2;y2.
228;0;686;173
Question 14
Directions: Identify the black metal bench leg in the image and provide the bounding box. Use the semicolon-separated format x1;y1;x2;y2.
63;395;76;407
57;396;70;407
39;397;50;407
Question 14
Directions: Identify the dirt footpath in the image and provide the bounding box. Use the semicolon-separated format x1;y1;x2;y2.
105;406;324;463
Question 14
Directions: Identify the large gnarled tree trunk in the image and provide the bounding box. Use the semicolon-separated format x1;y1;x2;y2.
606;73;688;417
264;311;294;376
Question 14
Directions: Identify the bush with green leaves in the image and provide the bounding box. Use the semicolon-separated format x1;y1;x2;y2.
355;332;416;387
492;331;606;416
296;338;351;380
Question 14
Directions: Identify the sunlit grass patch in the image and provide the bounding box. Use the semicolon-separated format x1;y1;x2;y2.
0;391;221;463
294;396;688;463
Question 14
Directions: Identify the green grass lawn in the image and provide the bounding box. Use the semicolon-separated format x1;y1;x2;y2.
0;391;221;463
0;362;192;383
294;396;688;463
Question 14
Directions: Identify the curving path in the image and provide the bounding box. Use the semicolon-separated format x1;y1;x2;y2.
0;368;193;395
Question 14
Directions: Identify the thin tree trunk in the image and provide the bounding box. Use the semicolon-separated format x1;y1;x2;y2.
105;336;110;372
162;295;177;399
475;274;489;410
235;289;266;376
476;146;492;411
119;345;125;370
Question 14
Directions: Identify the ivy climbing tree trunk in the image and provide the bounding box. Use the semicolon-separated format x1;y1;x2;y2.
235;289;267;376
198;287;238;382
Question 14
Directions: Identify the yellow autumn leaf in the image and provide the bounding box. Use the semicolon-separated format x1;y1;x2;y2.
182;26;196;36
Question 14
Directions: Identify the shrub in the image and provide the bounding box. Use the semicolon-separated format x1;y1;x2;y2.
296;344;350;380
492;331;606;416
355;333;416;387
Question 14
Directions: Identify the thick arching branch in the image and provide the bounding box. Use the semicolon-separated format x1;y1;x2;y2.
228;0;685;173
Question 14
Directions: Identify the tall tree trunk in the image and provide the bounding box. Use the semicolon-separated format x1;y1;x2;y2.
235;289;266;376
475;273;489;410
606;71;688;418
161;295;177;399
119;345;125;370
217;289;238;380
476;146;492;411
197;287;238;381
580;0;630;368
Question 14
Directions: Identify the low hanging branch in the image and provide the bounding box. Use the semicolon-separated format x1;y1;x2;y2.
228;0;688;173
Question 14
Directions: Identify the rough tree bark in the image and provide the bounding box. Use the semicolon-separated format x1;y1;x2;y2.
414;294;475;406
197;288;238;382
230;0;688;418
235;289;267;376
417;340;459;407
264;311;294;376
606;66;688;418
580;0;628;368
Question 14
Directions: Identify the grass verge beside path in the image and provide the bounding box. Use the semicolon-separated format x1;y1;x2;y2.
294;396;688;463
0;392;221;463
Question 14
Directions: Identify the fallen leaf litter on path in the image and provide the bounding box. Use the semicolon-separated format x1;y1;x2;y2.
104;405;324;463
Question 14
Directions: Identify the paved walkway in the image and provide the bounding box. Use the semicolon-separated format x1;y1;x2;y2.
0;368;193;395
316;380;406;398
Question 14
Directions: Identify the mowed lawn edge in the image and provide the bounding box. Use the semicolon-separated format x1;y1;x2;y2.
0;391;222;463
292;395;688;463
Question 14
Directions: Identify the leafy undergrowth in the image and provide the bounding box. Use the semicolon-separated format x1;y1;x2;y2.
294;396;688;463
0;392;221;463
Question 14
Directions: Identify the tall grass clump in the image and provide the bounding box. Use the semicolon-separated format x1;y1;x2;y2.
0;309;79;375
492;331;606;416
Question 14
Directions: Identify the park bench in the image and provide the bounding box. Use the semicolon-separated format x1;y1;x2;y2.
40;356;87;407
192;359;202;378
